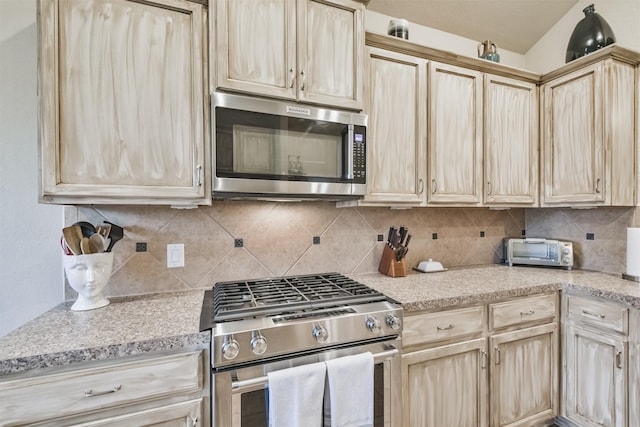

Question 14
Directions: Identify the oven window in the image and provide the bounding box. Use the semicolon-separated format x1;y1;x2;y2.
238;364;385;427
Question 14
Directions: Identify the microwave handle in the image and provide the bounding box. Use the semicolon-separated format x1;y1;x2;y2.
346;124;354;180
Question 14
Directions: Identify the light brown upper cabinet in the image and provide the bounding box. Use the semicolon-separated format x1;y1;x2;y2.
38;0;209;206
484;75;538;206
360;47;427;205
427;62;484;205
541;59;635;206
215;0;364;111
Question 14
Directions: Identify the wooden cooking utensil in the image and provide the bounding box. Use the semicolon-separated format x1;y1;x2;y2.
80;237;91;254
62;226;83;255
89;233;106;253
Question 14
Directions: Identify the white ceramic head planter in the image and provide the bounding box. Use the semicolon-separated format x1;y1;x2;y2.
63;252;114;311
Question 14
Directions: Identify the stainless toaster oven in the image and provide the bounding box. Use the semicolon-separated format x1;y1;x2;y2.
504;238;573;269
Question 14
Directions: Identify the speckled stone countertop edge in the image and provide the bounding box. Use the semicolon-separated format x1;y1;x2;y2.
399;283;564;313
0;331;210;377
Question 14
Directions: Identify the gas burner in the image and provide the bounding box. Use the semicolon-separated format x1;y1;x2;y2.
211;272;387;322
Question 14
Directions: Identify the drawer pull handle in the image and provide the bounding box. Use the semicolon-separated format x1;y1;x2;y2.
582;310;605;319
520;310;535;316
84;385;121;398
436;324;454;331
615;351;622;369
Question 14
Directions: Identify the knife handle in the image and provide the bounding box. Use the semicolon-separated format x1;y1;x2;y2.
387;227;396;246
404;234;412;247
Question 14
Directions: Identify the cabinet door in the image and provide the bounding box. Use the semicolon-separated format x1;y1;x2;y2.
297;0;364;110
428;62;483;204
564;325;627;427
402;338;489;427
541;62;606;205
72;399;202;426
215;0;297;100
39;0;207;205
361;47;426;205
490;323;558;427
484;75;538;205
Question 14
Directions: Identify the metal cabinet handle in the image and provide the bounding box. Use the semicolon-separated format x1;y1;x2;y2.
436;324;454;331
418;178;424;195
289;68;295;88
196;165;202;186
487;181;492;196
431;179;437;194
300;70;305;90
481;350;488;369
582;310;605;319
84;385;121;398
615;350;623;369
520;309;535;316
595;178;601;194
494;347;501;365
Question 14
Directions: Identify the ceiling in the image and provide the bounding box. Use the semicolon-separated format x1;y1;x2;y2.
366;0;580;54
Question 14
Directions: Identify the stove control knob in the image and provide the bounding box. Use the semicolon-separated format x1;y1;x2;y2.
563;256;572;264
365;316;381;332
221;337;240;360
385;314;402;331
562;247;571;255
312;325;329;343
250;332;267;355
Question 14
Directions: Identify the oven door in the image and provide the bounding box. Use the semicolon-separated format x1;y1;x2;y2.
212;338;401;427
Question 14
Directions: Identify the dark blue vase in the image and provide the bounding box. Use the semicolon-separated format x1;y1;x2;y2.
565;4;616;63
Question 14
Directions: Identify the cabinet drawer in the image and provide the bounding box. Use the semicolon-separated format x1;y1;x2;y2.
0;351;203;425
490;293;557;330
403;305;485;347
567;295;629;334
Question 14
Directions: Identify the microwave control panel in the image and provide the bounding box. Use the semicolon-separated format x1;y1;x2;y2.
353;126;366;184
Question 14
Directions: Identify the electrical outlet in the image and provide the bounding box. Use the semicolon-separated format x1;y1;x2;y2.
167;244;184;268
136;242;147;252
521;229;526;236
313;236;321;245
234;239;243;248
377;234;384;242
586;233;595;240
480;231;485;237
432;233;438;240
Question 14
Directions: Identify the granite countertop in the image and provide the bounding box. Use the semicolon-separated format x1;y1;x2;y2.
2;265;639;377
351;264;640;313
0;290;209;376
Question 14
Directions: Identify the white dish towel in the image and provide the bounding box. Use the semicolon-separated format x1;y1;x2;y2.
323;352;374;427
268;361;326;427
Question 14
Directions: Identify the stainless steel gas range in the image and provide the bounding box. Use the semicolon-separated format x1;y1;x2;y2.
199;272;403;427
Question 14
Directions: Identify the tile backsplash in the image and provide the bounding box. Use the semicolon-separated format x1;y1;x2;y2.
525;207;639;275
65;204;638;299
66;203;524;298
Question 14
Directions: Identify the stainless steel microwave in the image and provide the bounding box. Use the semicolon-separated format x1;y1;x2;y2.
211;92;367;200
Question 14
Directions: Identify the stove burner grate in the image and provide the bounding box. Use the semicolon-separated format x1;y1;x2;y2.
212;272;385;322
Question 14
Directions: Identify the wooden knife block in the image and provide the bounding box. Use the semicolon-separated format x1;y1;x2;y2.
378;245;407;278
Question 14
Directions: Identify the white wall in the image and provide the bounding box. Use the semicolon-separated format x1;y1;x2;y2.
0;0;64;336
526;0;640;73
365;10;527;69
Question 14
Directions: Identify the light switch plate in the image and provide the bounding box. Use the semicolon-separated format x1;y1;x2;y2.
167;243;185;268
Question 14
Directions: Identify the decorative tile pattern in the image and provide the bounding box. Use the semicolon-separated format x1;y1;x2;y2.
526;207;638;274
65;205;638;299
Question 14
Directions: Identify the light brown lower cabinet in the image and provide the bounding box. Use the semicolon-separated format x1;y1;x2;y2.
402;293;559;427
561;295;632;427
403;338;489;427
0;350;208;427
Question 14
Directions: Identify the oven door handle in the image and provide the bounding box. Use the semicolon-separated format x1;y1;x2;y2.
231;347;399;390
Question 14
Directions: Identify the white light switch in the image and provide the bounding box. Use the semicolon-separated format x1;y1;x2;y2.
167;244;185;268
